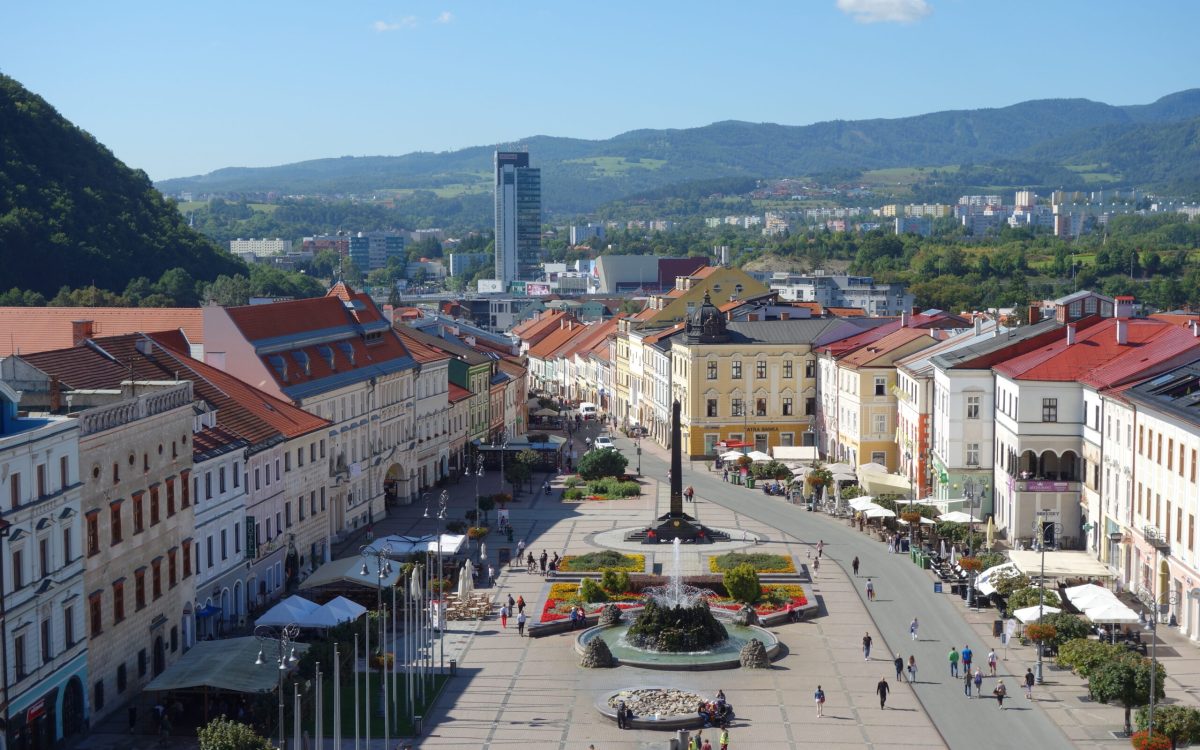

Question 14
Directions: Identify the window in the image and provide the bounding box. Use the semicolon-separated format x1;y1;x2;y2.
89;592;103;636
86;512;99;556
284;454;291;472
39;537;49;578
150;487;160;526
93;680;104;712
732;361;742;379
166;479;175;516
731;399;744;417
221;529;228;560
1169;439;1175;471
235;522;242;554
134;568;147;610
320;488;326;512
873;414;887;434
233;462;241;487
182;540;192;578
1181;443;1186;478
874;377;887;396
12;549;23;589
109;501;123;545
297;448;304;468
805;359;816;378
756;361;766;379
254;468;261;491
168;549;177;588
756;398;767;417
112;581;125;624
60;455;69;488
871;451;887;465
112;462;119;484
285;502;292;528
1139;426;1145;455
116;664;127;693
206;536;214;569
37;464;46;499
181;470;190;508
780;432;794;447
62;527;71;564
9;471;19;508
1192;449;1197;483
783;360;793;379
205;472;212;500
64;606;74;647
967;443;980;466
132;494;144;534
138;650;147;677
14;633;26;678
706;399;718;417
1041;398;1058;422
41;619;51;663
806;397;816;416
967;395;981;420
219;466;227;493
152;559;162;600
705;361;717;380
783;397;794;416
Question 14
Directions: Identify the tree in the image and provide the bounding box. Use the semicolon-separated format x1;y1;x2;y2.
204;274;253;306
308;249;340;278
1039;612;1092;649
1135;704;1200;750
197;717;273;750
504;459;531;494
723;563;761;604
155;267;198;305
1058;638;1125;681
577;448;628;480
1006;586;1061;611
1090;652;1166;736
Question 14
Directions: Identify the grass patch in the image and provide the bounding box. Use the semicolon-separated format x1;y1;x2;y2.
564;156;667;176
708;552;795;574
558;551;644;572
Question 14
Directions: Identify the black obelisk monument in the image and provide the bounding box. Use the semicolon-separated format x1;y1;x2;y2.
635;397;725;543
669;398;684;517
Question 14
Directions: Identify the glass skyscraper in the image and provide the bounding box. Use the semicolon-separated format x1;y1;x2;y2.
494;150;541;285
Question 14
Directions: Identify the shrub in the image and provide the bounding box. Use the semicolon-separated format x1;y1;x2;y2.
601;569;632;593
976;551;1007;570
579;577;608;603
1135;704;1200;749
563;488;584;500
991;569;1029;597
724;563;762;604
371;651;395;670
445;521;467;534
1006;587;1061;611
751;460;791;480
709;552;796;574
492;492;512;506
198;717;273;750
559;551;643;572
578;448;628;479
612;481;641;497
564;477;581;489
467;526;489;540
1129;730;1172;750
1058;638;1126;679
1039;612;1092;649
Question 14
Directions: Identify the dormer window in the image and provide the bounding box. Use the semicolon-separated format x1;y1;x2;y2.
291;351;311;376
268;355;288;381
318;345;336;371
337;341;356;366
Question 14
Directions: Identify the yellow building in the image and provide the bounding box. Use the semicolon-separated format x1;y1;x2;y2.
630;266;768;327
671;293;856;458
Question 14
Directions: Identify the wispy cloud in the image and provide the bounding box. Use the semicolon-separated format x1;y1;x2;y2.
836;0;931;24
372;16;418;32
434;11;454;24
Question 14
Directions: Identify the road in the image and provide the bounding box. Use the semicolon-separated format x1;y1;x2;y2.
612;430;1075;750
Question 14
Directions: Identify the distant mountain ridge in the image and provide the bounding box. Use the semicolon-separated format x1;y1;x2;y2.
157;90;1200;212
0;74;244;296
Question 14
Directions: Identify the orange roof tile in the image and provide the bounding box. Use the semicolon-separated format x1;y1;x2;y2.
997;319;1200;384
838;328;935;367
528;321;591;359
394;326;452;364
0;307;203;357
448;383;472;403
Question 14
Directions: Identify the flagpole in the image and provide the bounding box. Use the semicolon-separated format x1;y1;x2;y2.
353;634;359;750
333;644;341;749
315;663;322;750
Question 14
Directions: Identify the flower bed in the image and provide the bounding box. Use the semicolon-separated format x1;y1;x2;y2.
558;551;644;572
707;552;796;574
709;584;808;614
538;582;807;622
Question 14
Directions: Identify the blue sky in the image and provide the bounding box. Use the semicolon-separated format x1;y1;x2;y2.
2;1;1196;181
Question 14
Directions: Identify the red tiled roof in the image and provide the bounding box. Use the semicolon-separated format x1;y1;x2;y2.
995;319;1199;383
561;319;617;358
1149;313;1200;327
642;322;685;344
0;307;203;357
839;328;936;367
825;306;866;317
823;311;964;356
394;327;452;364
528;321;591;359
225;297;351;342
448;383;472;403
512;310;570;341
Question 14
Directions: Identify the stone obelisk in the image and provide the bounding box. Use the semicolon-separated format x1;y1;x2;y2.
669;399;683;518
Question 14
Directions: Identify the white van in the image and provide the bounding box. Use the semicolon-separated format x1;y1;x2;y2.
579;402;598;420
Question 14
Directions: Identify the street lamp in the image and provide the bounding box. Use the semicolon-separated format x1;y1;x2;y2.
1033;510;1063;684
636;433;642;477
1144;525;1171;742
472;453;485;552
360;542;394;748
964;478;978;607
494;427;509;503
254;623;300;750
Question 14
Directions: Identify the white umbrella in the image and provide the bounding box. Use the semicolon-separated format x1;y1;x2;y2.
848;497;877;511
825;462;854;474
949;547;958;565
857;462;887;475
939;539;947;559
746;450;773;463
457;560;475;600
720;451;746;462
1084;601;1141;624
864;506;896;519
938;510;982;524
832;470;857;482
1064;583;1115;610
480;542;487;562
1013;605;1062;624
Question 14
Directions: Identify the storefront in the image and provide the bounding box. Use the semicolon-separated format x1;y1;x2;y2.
6;650;87;750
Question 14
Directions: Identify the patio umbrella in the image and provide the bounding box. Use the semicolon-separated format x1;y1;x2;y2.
1013;605;1062;624
533;408;559;417
825;462;854;474
1084;601;1140;624
746;450;773;463
720;451;746;462
986;517;995;550
480;541;487;562
458;560;475;600
950;547;958;565
857;462;887;476
848;497;878;511
832;470;857;482
938;510;982;524
939;539;947;559
863;506;895;519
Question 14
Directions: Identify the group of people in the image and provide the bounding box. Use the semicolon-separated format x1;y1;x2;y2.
526;549;560;575
613;692;731;749
499;594;529;635
696;689;731;728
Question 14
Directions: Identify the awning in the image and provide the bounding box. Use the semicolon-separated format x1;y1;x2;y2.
860;472;913;496
974;562;1020;596
1013;605;1062;624
1009;551;1115;581
938;510;982;524
864;506;896;519
857;462;887;475
300;554;405;592
144;637;309;694
304;596;368;628
196;604;223;618
373;534;466;556
897;517;937;526
771;446;817;462
254;595;320;628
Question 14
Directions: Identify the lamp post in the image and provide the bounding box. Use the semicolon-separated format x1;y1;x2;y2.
254;623;300;750
964;478;977;607
472;453;485;554
1033;509;1063;684
1144;525;1170;742
360;542;394;748
494;427;509;504
636;433;642;477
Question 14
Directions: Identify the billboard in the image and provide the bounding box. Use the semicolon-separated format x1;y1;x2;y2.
525;282;551;296
477;279;504;294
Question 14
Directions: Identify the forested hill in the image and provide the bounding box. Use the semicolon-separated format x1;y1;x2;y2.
156;90;1200;212
0;74;244;296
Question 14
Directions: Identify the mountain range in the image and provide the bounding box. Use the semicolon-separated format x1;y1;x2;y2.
157;90;1200;213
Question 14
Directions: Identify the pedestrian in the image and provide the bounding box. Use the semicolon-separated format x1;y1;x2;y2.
723;469;729;482
488;564;495;587
540;551;548;573
910;617;919;641
516;595;526;614
517;611;527;636
993;680;1007;710
894;653;904;681
508;593;516;610
517;539;526;559
948;646;960;677
814;684;825;717
876;677;890;709
907;655;918;684
865;578;875;601
500;604;509;628
812;557;819;576
686;485;694;502
720;727;729;750
690;730;701;750
703;739;712;750
852;556;860;577
987;648;998;677
616;700;629;729
973;668;983;697
964;670;973;697
961;645;973;673
862;632;873;661
817;540;825;558
1024;668;1035;700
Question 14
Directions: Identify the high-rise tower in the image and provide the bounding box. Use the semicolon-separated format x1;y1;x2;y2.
494;150;541;285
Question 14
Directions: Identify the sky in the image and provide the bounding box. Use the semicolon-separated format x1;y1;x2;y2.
2;0;1197;181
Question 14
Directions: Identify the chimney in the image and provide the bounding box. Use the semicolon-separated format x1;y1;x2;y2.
974;317;983;336
1192;320;1199;338
1028;304;1040;324
901;311;908;327
1115;295;1134;319
1116;319;1128;345
71;320;94;345
1066;324;1076;345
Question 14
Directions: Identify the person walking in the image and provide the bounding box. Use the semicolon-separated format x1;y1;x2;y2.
865;578;875;602
722;468;729;482
993;680;1007;710
814;685;826;718
876;678;890;709
516;595;526;615
973;668;984;697
852;556;860;576
500;604;509;629
812;556;819;577
516;611;527;636
948;646;960;678
894;653;904;681
1024;668;1035;700
702;739;713;750
961;644;973;674
686;485;695;502
817;540;825;558
539;551;548;574
517;539;525;559
964;670;974;697
862;632;873;661
487;564;495;587
720;728;729;750
907;655;918;684
987;648;998;677
910;617;919;641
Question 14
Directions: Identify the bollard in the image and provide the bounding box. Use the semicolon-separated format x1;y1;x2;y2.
449;658;458;675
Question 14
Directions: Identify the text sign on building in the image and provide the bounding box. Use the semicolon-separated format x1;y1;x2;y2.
245;516;258;560
1024;481;1070;492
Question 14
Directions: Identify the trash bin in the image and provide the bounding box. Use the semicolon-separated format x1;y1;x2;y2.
958;585;968;600
919;555;931;570
449;658;458;675
933;582;943;594
747;477;755;489
901;538;910;553
993;620;1004;637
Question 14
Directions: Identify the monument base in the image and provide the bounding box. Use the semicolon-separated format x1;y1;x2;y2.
625;513;730;544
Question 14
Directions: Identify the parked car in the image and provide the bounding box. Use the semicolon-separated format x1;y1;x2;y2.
594;435;615;450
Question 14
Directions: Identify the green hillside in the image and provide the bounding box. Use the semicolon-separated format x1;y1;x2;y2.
0;73;244;296
156;90;1200;213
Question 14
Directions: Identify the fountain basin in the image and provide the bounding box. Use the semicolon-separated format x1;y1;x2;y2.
595;687;723;730
575;612;780;670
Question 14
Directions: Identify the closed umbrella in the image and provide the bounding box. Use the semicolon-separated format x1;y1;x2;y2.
458;560;474;600
480;542;487;562
939;539;947;559
950;547;958;565
986;517;995;550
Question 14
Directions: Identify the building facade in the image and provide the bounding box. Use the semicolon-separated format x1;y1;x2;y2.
494;151;542;284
